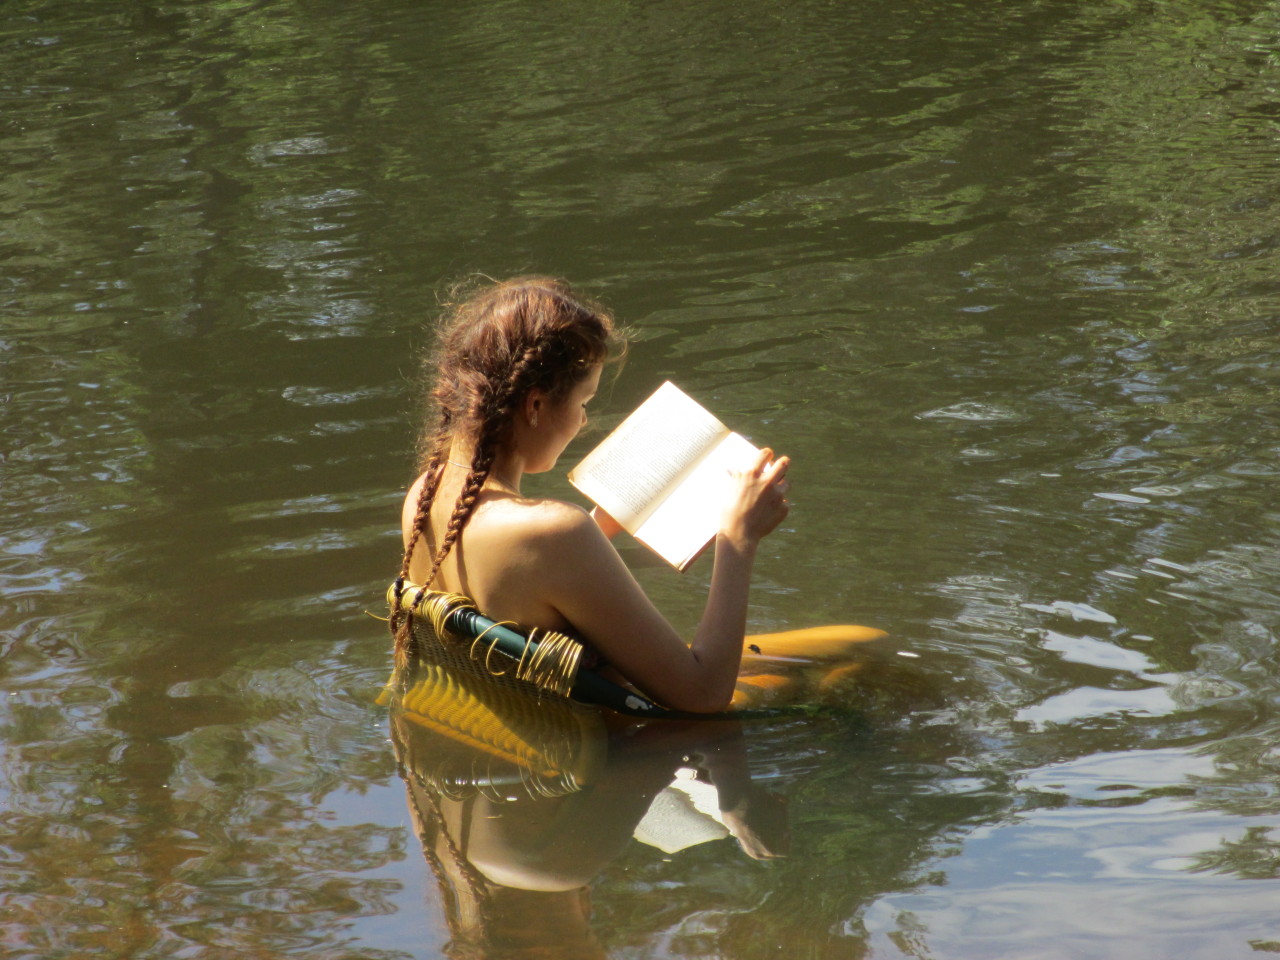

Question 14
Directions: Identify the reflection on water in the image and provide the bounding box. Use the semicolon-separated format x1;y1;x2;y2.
3;0;1279;956
388;679;779;958
386;647;960;959
393;712;752;960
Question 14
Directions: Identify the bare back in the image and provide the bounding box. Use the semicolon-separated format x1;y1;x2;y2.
401;470;590;635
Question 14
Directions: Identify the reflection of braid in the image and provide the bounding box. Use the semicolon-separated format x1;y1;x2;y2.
394;720;492;953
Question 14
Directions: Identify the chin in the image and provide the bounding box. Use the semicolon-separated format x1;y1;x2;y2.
528;457;558;475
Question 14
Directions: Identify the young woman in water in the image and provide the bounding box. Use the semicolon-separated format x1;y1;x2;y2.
392;276;791;713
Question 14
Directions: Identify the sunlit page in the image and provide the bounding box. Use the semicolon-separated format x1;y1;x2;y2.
633;431;759;570
570;382;726;529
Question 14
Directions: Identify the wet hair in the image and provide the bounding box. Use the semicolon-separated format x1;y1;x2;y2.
391;276;622;666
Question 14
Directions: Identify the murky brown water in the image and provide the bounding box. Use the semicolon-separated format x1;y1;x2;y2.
3;0;1278;957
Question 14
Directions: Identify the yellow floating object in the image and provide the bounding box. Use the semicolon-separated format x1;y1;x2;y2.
736;673;792;690
742;625;889;664
816;662;866;694
730;673;796;709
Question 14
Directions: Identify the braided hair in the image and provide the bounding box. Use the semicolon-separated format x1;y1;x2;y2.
391;277;621;668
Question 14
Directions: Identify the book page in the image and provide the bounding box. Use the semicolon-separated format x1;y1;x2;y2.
569;382;728;528
632;431;760;570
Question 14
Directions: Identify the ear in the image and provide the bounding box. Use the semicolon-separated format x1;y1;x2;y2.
523;389;545;427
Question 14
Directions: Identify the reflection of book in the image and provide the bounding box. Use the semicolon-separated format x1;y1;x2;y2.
568;381;761;571
632;767;729;853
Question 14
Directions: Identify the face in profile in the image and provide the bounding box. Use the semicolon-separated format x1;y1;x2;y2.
527;363;602;473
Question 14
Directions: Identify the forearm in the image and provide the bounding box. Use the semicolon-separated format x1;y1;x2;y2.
590;505;624;540
688;533;758;709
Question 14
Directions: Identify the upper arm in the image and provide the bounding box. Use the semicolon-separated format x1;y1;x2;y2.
531;507;727;711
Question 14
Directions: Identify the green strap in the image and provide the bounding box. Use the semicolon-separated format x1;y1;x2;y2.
444;605;795;721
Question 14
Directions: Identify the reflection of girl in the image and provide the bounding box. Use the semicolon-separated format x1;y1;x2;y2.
392;706;788;960
402;773;608;960
392;277;790;712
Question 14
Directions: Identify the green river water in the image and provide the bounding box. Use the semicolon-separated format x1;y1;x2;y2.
2;1;1278;957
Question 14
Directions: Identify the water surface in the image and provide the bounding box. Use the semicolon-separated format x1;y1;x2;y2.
2;0;1278;957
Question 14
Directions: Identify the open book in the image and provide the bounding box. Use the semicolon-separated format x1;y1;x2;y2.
568;382;761;571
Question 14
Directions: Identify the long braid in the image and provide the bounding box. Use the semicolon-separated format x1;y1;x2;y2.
392;411;452;669
391;451;445;670
419;446;494;588
416;344;545;596
401;448;446;579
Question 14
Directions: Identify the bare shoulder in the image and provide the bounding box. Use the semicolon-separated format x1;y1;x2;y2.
478;494;600;552
460;494;622;624
403;472;429;510
517;496;596;537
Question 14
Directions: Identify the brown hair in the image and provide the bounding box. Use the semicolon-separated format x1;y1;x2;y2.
391;276;622;666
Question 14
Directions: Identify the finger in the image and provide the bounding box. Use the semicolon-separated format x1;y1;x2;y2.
763;455;790;482
748;447;774;475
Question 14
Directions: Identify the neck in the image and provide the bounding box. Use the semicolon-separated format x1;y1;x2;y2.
446;440;524;494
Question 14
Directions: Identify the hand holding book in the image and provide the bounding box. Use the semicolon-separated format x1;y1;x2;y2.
718;446;791;554
569;382;789;570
